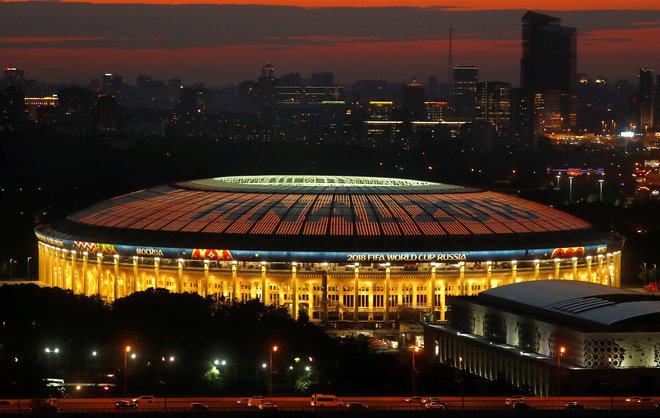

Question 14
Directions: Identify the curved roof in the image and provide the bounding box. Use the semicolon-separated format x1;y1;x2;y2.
480;281;660;330
36;175;618;255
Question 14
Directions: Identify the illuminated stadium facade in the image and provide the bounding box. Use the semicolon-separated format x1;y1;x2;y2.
36;175;623;325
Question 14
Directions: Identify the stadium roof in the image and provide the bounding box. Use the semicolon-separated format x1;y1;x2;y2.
478;281;660;331
36;175;620;258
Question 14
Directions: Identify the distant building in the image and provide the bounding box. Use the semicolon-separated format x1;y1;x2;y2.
262;62;275;79
311;72;334;86
451;66;478;118
520;11;577;140
424;101;448;122
401;79;425;120
24;96;58;123
475;82;511;136
56;86;93;135
426;281;660;396
4;67;25;88
639;68;655;132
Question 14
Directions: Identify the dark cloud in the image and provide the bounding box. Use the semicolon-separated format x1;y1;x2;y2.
0;3;657;50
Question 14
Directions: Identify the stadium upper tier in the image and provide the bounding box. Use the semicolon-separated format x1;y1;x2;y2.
36;175;620;259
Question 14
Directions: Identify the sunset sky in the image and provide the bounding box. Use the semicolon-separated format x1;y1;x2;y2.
1;1;658;86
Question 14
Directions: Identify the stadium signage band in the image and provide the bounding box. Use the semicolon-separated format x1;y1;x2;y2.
36;232;616;263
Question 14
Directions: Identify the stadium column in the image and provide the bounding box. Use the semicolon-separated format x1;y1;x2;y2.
613;252;621;287
132;256;139;292
554;259;561;280
440;279;446;321
354;267;359;328
427;275;433;321
322;269;328;323
486;262;492;289
261;263;268;305
70;251;77;294
572;258;578;280
459;262;466;295
113;255;119;301
412;278;418;307
82;252;88;295
291;264;298;320
203;260;210;297
176;259;183;293
384;265;390;322
586;256;593;282
155;257;161;291
231;261;238;300
429;266;436;320
534;260;540;281
96;254;103;296
597;255;604;285
511;261;517;284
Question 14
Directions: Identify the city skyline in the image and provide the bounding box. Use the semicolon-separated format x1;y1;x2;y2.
0;1;658;86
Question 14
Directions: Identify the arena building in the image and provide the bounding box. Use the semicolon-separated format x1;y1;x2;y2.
35;175;623;325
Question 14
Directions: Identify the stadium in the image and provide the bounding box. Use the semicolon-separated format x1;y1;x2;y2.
36;175;623;325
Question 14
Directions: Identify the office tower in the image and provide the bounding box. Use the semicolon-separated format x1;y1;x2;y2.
401;78;425;120
262;63;275;79
451;65;478;118
424;101;447;122
4;67;25;87
56;86;93;134
280;72;302;86
520;11;577;140
311;72;334;86
639;68;655;132
476;82;512;136
656;75;660;131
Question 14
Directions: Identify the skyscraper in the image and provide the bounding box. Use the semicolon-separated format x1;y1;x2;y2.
520;11;577;140
476;81;512;136
451;65;478;118
639;68;655;132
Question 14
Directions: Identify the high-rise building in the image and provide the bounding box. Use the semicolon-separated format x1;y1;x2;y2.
520;11;577;140
401;78;425;120
262;63;275;79
451;66;478;118
311;72;334;86
475;81;512;136
4;67;25;87
639;68;655;132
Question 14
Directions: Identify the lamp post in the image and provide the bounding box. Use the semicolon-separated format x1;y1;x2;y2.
556;175;561;191
269;345;278;395
162;355;175;412
599;179;605;202
458;356;465;410
557;346;565;396
608;356;613;410
411;346;420;396
9;259;16;280
26;257;32;280
123;346;131;396
568;177;574;204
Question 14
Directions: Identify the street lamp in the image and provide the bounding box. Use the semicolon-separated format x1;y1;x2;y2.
123;346;131;396
557;346;565;396
458;356;465;410
269;345;278;395
599;179;605;202
568;177;574;204
9;259;16;280
411;346;420;396
608;356;614;409
556;174;561;191
162;355;175;412
26;257;32;280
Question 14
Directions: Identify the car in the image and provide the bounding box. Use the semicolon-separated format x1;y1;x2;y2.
132;395;154;404
0;400;13;407
565;401;584;409
258;402;278;410
115;400;138;409
424;397;444;404
247;396;265;408
425;401;448;409
404;396;424;403
345;402;368;410
626;396;654;405
511;401;532;409
236;398;250;405
190;402;208;411
505;395;526;405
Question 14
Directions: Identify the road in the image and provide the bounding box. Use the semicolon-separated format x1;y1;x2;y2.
0;396;656;413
